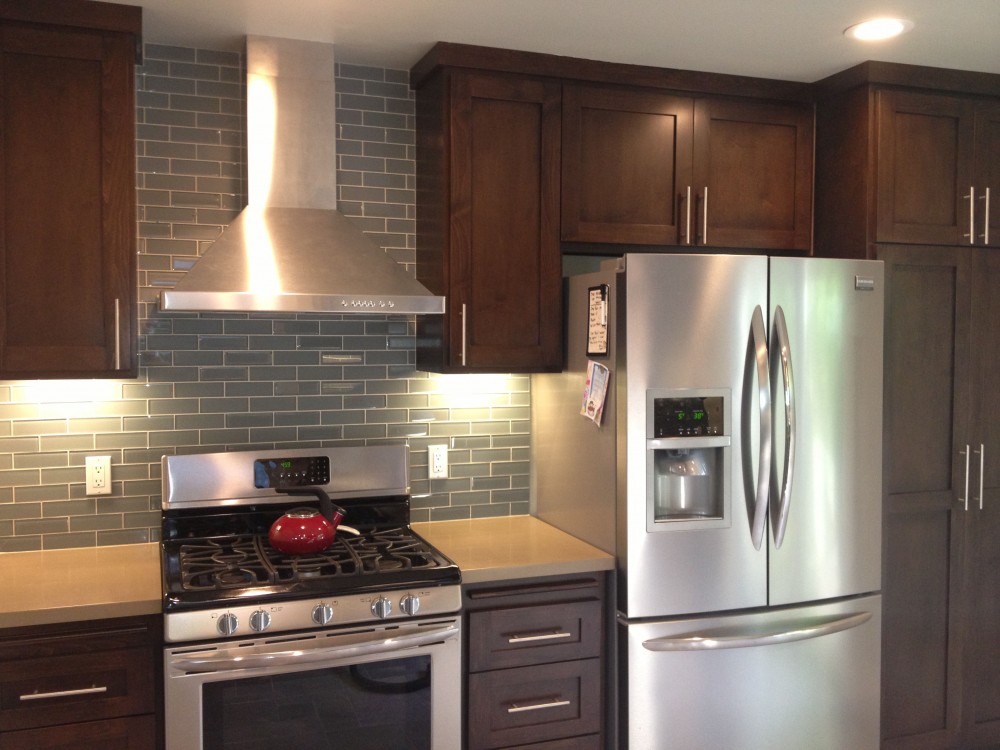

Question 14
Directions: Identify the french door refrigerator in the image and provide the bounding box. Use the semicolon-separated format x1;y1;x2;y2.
532;253;884;750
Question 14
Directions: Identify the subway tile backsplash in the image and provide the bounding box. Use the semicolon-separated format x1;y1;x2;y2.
0;45;531;552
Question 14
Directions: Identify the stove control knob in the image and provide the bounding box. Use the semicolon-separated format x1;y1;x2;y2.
249;609;271;632
371;596;393;620
400;594;421;617
217;612;239;636
312;603;334;626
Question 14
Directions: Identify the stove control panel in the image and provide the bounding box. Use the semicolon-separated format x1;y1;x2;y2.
253;456;331;489
166;585;462;643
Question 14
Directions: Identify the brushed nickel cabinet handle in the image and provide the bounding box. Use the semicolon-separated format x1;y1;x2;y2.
507;630;573;644
460;303;467;367
974;443;985;510
964;187;976;244
684;185;692;244
507;697;571;714
980;188;991;245
20;685;108;702
702;186;709;245
960;445;970;511
114;297;121;370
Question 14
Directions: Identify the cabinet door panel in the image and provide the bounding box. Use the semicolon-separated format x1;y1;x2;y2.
561;85;692;244
880;245;970;748
0;23;136;378
976;101;1000;247
964;250;1000;745
876;91;977;246
692;98;813;250
447;72;562;372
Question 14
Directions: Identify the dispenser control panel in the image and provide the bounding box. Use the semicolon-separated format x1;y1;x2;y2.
653;396;724;438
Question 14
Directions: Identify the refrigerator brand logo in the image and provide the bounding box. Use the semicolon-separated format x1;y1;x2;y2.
855;276;877;291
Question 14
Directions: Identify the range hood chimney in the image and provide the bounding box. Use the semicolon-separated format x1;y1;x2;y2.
159;36;444;315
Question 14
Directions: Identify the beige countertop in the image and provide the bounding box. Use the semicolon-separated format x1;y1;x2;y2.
0;516;613;628
413;515;614;584
0;542;162;629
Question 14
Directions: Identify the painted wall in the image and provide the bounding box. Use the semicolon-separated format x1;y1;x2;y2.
0;44;530;552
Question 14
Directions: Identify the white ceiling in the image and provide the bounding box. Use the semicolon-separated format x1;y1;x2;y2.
124;0;998;83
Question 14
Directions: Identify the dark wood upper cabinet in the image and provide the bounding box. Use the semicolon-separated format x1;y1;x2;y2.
0;0;140;379
977;101;1000;248
876;90;978;246
814;63;1000;259
562;84;812;251
415;68;562;373
561;85;693;245
692;97;813;251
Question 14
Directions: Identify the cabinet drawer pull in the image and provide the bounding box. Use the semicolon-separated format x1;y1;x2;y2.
20;685;108;702
507;697;571;714
507;630;573;644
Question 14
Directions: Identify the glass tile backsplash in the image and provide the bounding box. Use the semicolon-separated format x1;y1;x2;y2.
0;45;530;552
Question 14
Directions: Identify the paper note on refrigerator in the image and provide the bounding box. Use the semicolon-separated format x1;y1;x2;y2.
581;360;610;425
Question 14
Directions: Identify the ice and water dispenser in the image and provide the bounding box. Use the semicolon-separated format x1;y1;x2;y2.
646;391;731;531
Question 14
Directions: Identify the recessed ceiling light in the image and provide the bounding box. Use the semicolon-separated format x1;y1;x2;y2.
844;17;915;41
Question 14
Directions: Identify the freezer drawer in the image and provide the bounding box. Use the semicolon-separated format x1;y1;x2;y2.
620;594;881;750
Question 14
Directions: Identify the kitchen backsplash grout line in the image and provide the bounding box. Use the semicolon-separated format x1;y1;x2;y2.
0;45;531;553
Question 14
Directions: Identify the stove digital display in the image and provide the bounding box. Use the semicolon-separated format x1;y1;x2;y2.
254;456;331;489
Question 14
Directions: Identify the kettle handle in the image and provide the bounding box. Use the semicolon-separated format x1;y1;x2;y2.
279;488;345;524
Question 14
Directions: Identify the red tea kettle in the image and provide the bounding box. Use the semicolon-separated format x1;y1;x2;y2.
268;488;357;554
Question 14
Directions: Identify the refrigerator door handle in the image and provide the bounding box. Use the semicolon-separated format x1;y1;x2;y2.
747;305;771;551
641;610;872;652
770;305;796;548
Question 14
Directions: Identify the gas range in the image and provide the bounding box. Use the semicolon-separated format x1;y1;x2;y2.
160;445;461;643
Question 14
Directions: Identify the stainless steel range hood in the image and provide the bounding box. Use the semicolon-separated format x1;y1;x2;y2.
159;36;444;315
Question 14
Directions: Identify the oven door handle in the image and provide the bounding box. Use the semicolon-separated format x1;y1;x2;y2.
171;623;460;674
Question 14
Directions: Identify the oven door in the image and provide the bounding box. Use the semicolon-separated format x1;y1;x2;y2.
164;616;461;750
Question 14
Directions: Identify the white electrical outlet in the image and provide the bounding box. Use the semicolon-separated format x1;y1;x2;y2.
85;455;112;495
428;444;448;479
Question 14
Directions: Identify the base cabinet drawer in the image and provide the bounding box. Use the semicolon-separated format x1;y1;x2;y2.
0;715;156;750
469;599;602;671
468;658;602;749
0;647;154;732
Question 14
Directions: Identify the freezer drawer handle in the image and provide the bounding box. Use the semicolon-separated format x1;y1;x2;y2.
507;629;573;644
20;685;108;702
641;611;872;652
506;697;571;714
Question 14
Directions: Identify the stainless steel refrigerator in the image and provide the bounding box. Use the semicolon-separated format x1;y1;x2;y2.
532;253;883;750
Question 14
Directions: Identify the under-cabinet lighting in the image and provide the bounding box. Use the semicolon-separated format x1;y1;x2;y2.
844;17;914;41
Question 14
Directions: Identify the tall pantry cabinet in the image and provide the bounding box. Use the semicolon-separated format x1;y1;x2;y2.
813;61;1000;750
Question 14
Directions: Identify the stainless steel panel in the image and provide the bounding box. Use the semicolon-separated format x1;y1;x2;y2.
622;254;769;618
768;258;884;605
621;594;882;750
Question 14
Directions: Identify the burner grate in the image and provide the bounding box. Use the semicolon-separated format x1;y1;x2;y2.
173;527;449;593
